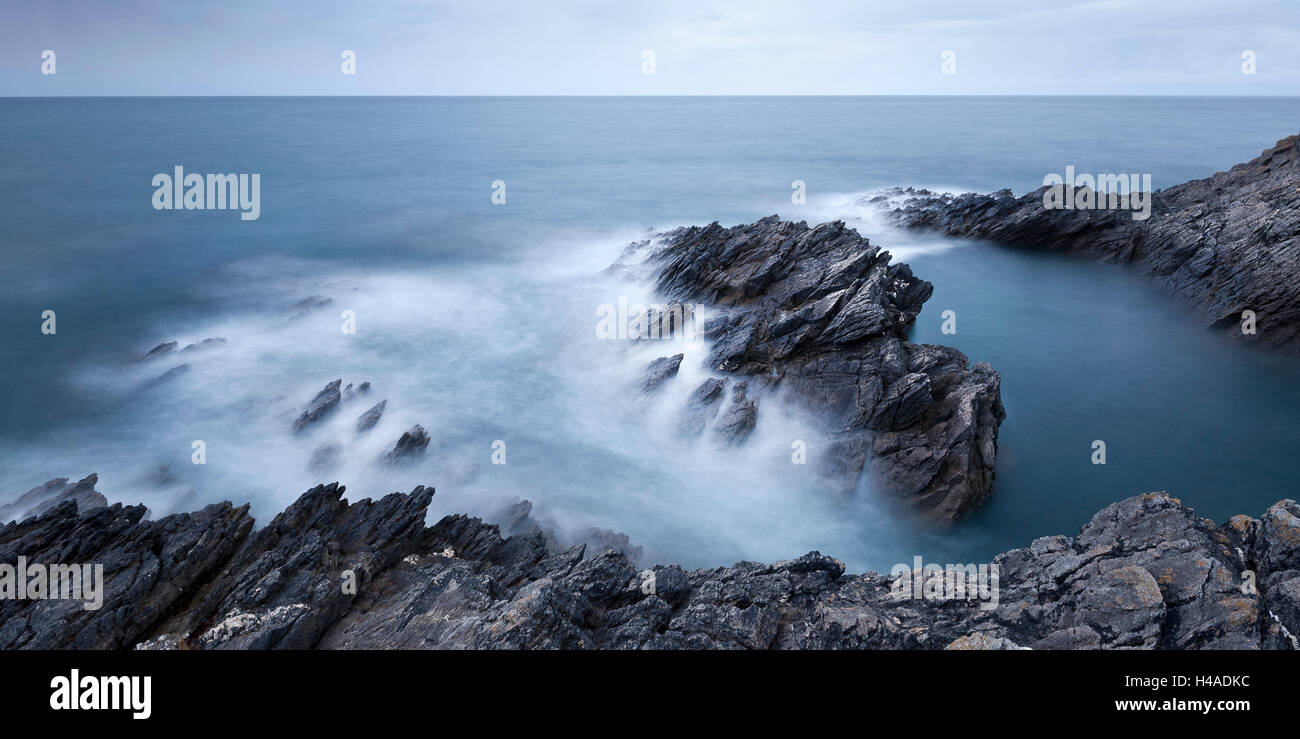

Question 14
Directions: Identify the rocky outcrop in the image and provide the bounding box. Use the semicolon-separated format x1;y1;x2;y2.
3;481;1296;650
356;400;386;433
640;354;684;393
382;425;429;464
0;474;106;524
885;133;1300;352
0;497;253;649
293;380;343;433
619;216;1004;521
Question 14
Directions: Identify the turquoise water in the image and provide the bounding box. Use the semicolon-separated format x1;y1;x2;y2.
2;96;1298;572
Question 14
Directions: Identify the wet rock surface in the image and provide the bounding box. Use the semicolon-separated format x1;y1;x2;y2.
0;474;106;524
619;216;1005;521
3;481;1294;650
885;133;1300;352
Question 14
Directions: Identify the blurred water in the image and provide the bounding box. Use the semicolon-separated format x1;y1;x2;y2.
1;96;1298;572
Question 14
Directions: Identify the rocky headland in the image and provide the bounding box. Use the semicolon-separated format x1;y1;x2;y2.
2;478;1296;650
619;217;1005;522
883;134;1300;352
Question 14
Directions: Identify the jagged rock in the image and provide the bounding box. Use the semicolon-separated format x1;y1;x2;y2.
291;295;333;317
679;378;727;436
293;379;343;433
620;216;1004;521
0;497;253;649
0;474;107;523
342;381;371;401
138;341;178;362
382;425;429;464
150;483;435;650
713;381;758;445
6;481;1296;650
356;400;386;433
886;133;1300;352
640;354;684;393
180;337;227;353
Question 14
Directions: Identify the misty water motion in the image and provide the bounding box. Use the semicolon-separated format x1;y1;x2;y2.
4;97;1300;575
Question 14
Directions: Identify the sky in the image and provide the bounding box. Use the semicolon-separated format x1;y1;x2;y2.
1;0;1296;95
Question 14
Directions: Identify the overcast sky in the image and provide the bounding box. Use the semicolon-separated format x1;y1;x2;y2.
1;0;1296;95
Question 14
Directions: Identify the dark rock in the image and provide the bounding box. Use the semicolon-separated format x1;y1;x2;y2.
713;381;758;445
679;378;728;436
382;425;429;464
0;497;253;649
180;337;227;353
138;341;178;362
0;474;107;523
293;379;343;433
619;216;1004;521
6;480;1295;650
886;133;1300;352
356;400;386;433
640;354;684;394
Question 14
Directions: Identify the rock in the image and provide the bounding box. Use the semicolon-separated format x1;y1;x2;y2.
382;425;429;464
180;337;227;353
291;295;333;317
0;474;107;523
356;400;386;433
5;480;1297;650
640;354;684;394
144;363;191;387
0;497;253;649
713;381;758;445
150;483;435;650
343;381;371;401
679;378;727;436
886;133;1300;352
138;341;178;362
293;379;343;433
618;216;1004;521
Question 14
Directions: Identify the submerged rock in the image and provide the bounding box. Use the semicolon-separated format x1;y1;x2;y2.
621;216;1005;521
4;480;1292;650
886;133;1300;353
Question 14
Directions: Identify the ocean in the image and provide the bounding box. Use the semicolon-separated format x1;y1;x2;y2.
3;95;1299;572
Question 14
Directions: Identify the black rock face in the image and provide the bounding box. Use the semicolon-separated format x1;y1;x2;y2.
3;482;1295;650
886;134;1300;352
621;216;1005;521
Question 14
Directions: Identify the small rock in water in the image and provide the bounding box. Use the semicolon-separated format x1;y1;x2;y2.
640;354;684;393
293;379;343;433
382;425;429;464
138;341;178;362
356;399;387;433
